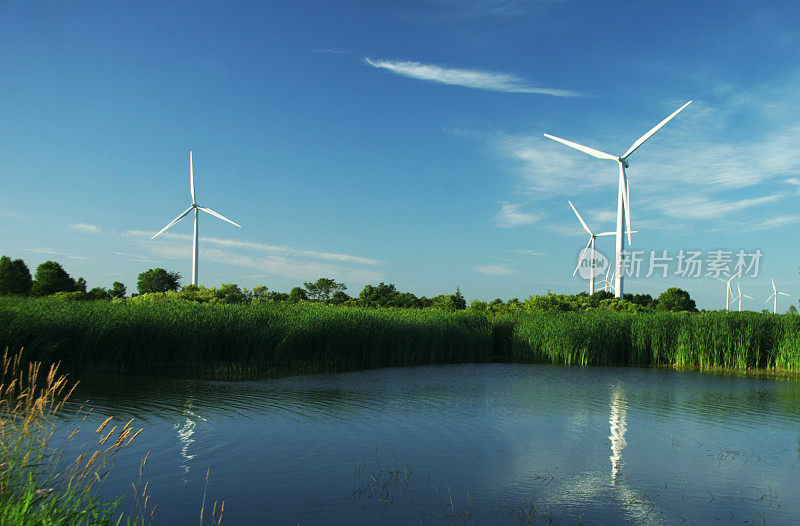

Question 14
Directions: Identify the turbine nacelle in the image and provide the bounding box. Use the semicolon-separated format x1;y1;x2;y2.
619;158;629;169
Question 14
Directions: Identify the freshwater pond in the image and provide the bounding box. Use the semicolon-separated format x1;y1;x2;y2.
59;364;800;524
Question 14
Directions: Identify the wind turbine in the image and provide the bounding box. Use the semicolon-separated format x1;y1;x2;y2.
733;282;752;312
714;273;740;311
569;201;615;294
597;265;613;293
544;100;692;299
151;151;242;286
764;279;791;314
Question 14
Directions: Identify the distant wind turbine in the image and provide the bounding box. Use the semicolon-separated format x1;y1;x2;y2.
597;265;613;293
544;100;692;299
733;282;752;312
151;151;242;286
714;272;740;311
568;201;615;294
764;279;791;314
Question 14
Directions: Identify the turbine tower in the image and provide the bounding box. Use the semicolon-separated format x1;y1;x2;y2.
151;151;242;286
733;282;752;312
764;278;791;314
544;100;692;298
568;201;615;294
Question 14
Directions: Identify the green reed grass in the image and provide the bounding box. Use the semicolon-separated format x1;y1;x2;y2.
0;297;493;376
2;297;799;377
510;310;800;372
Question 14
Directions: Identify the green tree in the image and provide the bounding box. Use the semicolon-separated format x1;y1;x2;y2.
31;261;78;296
655;287;697;312
430;289;466;311
86;287;111;300
0;256;33;295
327;290;351;305
213;283;246;304
304;278;346;301
288;286;308;302
109;281;126;299
251;285;269;301
137;268;181;294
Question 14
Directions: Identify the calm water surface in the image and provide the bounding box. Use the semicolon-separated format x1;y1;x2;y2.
58;364;800;524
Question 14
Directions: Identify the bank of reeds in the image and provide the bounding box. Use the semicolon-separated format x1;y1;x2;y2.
510;311;800;372
0;297;494;376
0;349;142;524
2;297;799;377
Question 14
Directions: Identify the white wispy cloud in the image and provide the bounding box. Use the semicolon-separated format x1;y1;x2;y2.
124;231;380;265
114;251;159;263
494;202;544;228
69;223;101;234
312;48;352;55
19;248;90;260
364;58;581;96
653;194;783;220
785;177;800;194
145;243;383;283
748;214;800;231
474;265;517;276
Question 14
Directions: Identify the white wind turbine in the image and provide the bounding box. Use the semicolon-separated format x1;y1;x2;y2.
151;151;242;286
733;282;752;312
568;201;615;294
597;265;613;293
714;272;740;311
764;279;791;314
544;100;692;299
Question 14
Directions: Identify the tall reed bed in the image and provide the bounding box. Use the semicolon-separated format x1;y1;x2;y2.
0;297;494;375
511;311;800;372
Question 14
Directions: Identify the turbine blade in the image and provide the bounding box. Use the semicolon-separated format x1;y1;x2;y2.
199;207;242;228
621;100;692;159
573;239;593;276
597;232;616;237
568;201;593;236
779;292;791;296
151;205;194;239
743;294;753;299
764;293;776;303
190;151;196;204
543;134;618;161
771;278;776;292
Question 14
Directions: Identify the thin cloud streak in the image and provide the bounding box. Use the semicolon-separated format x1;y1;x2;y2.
365;58;581;96
125;231;380;266
146;244;383;283
494;202;544;228
654;194;783;220
474;265;517;276
69;223;101;234
19;248;90;260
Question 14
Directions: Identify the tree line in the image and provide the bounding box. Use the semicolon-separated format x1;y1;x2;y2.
0;256;704;312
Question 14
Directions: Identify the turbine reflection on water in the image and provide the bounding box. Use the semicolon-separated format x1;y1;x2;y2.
608;387;628;485
174;396;206;480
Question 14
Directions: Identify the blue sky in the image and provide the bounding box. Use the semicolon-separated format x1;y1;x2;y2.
2;1;800;310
